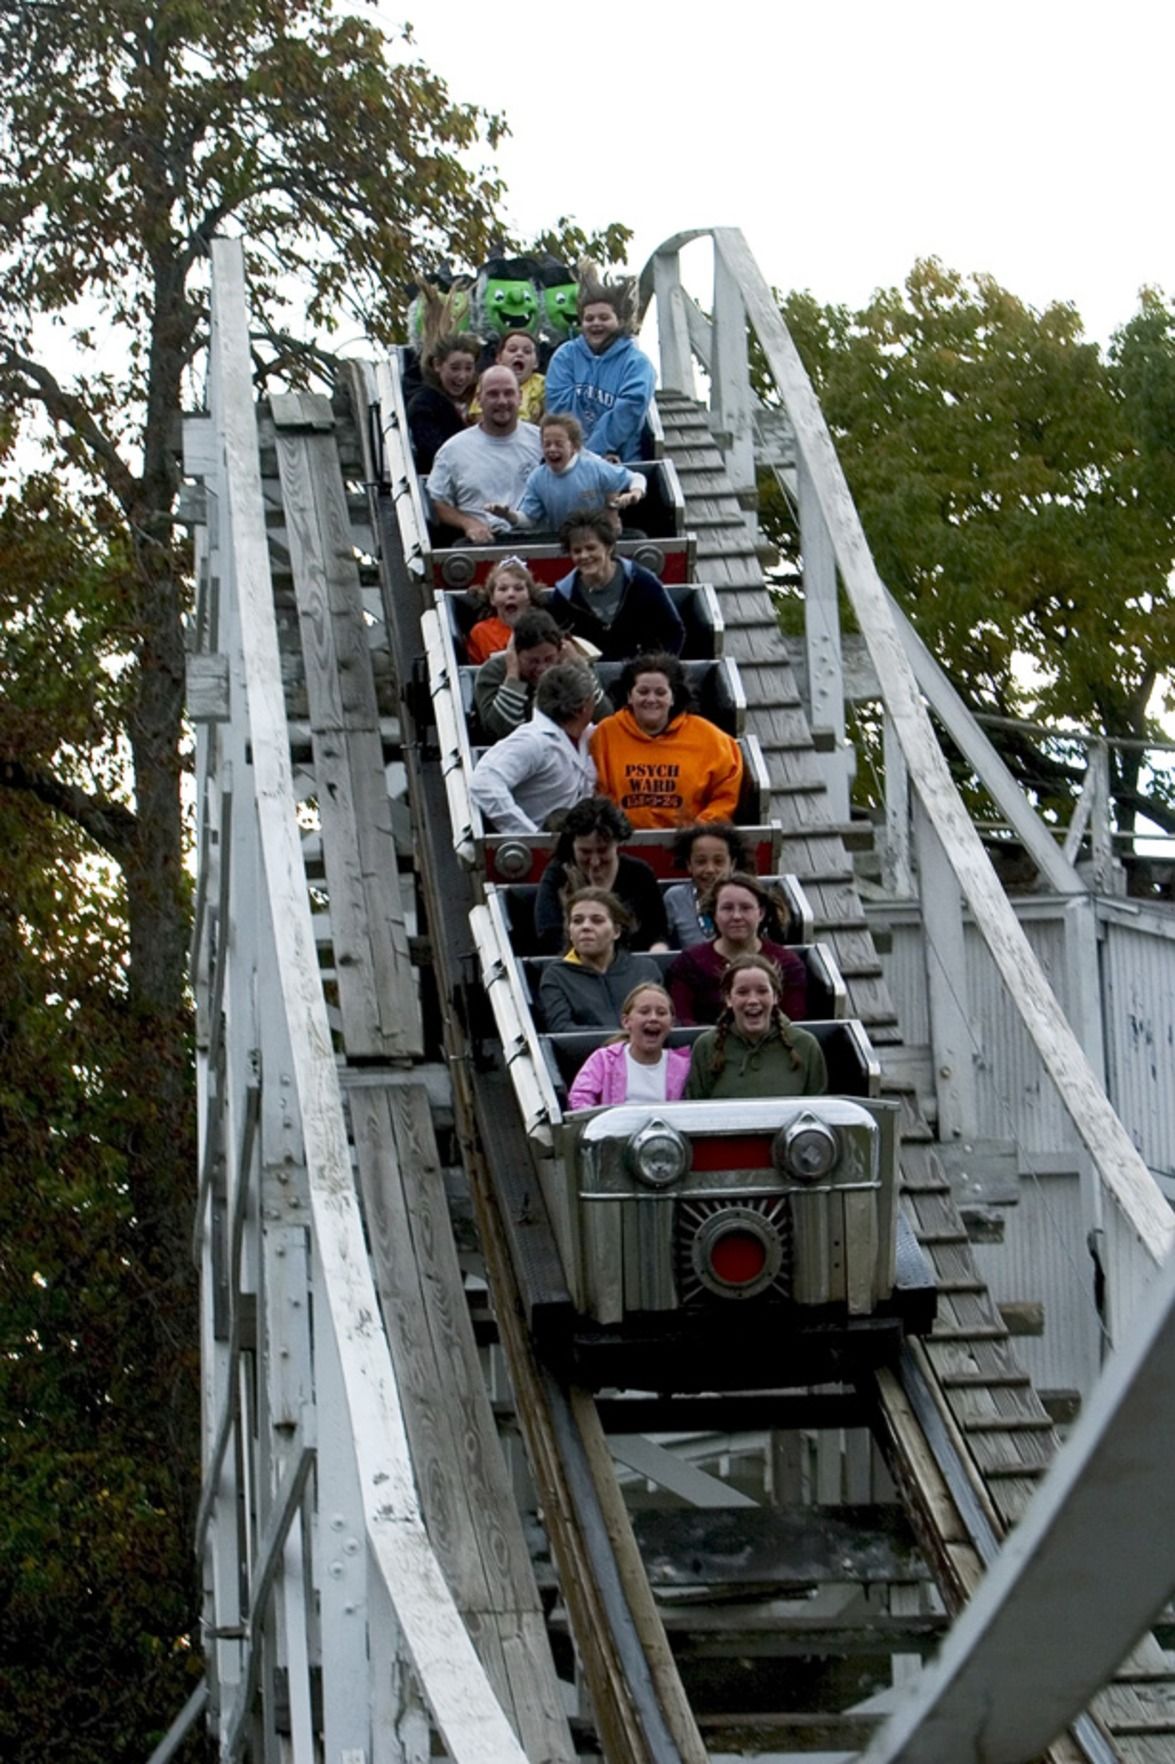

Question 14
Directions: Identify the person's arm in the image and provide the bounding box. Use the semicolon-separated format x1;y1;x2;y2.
474;649;531;741
511;470;547;530
429;495;495;546
631;569;686;655
567;1047;607;1109
539;966;575;1032
469;742;539;834
610;467;647;510
697;728;745;824
584;350;656;459
807;1038;828;1095
407;392;451;473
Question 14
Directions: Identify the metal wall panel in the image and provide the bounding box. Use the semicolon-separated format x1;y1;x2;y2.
1101;910;1175;1182
971;1171;1103;1399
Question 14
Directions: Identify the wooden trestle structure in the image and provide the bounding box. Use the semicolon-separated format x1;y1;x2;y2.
187;234;1175;1764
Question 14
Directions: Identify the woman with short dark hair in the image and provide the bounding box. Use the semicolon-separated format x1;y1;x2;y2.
590;653;743;830
534;796;668;952
549;515;684;659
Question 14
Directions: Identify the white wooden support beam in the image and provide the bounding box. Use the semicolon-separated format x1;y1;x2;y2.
1085;740;1116;894
885;590;1082;898
652;250;695;398
882;715;914;897
209;236;528;1764
797;452;850;823
913;797;977;1142
609;1436;758;1509
682;291;713;372
711;251;756;501
859;1237;1175;1764
711;224;1174;1297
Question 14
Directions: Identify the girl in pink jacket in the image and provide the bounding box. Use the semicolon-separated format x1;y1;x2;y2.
567;983;692;1108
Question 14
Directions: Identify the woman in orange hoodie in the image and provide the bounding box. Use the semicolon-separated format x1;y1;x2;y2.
590;653;743;829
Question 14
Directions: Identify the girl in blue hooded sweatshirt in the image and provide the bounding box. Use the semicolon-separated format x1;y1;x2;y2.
544;270;656;463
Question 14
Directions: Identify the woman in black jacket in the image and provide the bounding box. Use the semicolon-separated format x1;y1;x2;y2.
534;797;668;952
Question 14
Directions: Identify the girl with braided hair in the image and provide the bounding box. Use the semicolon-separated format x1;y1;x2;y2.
685;955;826;1100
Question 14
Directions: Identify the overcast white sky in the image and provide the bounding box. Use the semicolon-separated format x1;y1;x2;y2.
397;0;1171;347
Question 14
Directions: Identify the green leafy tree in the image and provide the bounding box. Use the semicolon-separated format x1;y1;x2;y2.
757;263;1175;849
0;4;624;1757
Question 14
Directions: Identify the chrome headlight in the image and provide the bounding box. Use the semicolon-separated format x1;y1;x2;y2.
625;1118;691;1189
774;1112;839;1182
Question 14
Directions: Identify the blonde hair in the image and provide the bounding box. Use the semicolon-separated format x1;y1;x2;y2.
609;982;674;1046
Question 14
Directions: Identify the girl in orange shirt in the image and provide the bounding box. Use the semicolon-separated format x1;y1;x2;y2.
465;558;545;665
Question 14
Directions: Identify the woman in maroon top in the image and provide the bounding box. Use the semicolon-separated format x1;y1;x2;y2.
667;873;807;1025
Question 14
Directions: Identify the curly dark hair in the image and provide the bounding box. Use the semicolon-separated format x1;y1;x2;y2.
617;652;693;720
554;796;632;861
672;821;750;872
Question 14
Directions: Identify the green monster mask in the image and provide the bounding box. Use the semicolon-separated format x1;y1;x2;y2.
474;257;540;339
535;258;580;343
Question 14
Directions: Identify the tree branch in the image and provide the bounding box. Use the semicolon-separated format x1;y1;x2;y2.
0;345;140;510
0;758;137;865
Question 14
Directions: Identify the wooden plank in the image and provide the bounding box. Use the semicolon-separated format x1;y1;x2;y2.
210;236;527;1764
273;420;421;1059
351;1082;575;1764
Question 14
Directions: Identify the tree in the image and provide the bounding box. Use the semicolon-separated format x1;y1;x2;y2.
0;4;626;1756
757;263;1175;856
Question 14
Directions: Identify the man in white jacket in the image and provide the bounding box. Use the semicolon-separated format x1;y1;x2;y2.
470;664;596;834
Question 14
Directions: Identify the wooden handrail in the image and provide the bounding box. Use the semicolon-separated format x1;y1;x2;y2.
642;227;1174;1289
209;236;528;1764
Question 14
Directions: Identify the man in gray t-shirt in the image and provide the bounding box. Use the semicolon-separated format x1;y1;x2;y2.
427;365;541;544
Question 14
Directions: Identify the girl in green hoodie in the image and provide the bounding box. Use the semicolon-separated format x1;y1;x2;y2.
685;955;826;1100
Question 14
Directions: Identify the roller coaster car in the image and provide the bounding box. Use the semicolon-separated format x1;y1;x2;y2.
470;898;937;1391
420;603;776;883
377;352;691;588
441;579;725;664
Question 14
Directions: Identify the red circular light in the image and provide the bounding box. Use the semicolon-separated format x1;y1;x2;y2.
709;1229;768;1288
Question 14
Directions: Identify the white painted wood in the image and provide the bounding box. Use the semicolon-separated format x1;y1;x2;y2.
187;652;231;723
609;1437;758;1509
209;237;528;1764
798;451;850;822
652;251;694;397
859;1235;1175;1764
710;225;1174;1294
711;251;756;499
884;591;1082;897
1085;739;1116;894
682;290;713;371
882;715;914;897
316;1246;384;1764
914;796;977;1141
